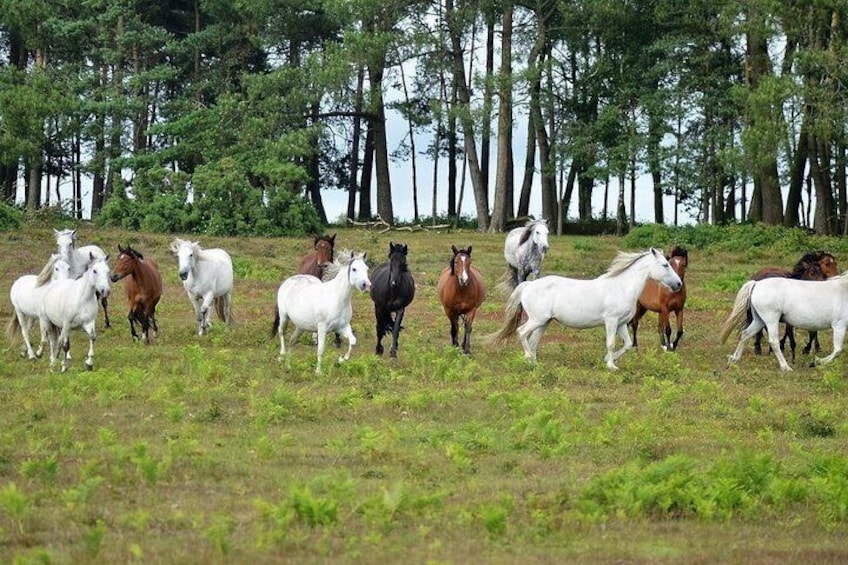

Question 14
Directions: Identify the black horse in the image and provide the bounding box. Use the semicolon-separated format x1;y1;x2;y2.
369;242;415;358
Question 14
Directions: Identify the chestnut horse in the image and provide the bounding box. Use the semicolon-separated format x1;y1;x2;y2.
630;245;689;351
111;244;164;344
750;250;838;361
298;234;336;278
437;246;486;354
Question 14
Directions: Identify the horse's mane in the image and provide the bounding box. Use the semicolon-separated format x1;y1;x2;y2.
322;249;365;282
789;250;833;279
35;255;61;287
518;219;547;246
604;249;653;278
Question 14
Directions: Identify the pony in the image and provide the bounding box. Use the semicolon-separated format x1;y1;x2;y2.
369;242;415;358
6;255;72;359
630;245;689;351
436;246;486;355
750;250;838;361
54;228;111;328
721;273;848;372
298;233;336;278
111;244;165;344
170;238;234;336
40;254;111;372
503;219;550;289
489;248;683;370
271;251;371;374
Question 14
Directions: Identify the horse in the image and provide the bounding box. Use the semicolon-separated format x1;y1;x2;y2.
370;242;415;358
721;273;848;372
298;233;336;278
489;248;682;370
6;255;72;359
40;254;111;372
436;246;486;355
54;228;111;328
630;245;689;351
298;233;340;347
503;219;550;289
170;238;234;336
750;250;838;361
111;244;165;344
271;251;371;374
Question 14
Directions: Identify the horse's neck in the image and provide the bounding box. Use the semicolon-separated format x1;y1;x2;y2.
615;261;653;301
327;265;354;302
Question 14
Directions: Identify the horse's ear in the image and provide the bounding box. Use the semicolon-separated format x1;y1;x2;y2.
451;245;458;255
467;246;473;255
72;229;78;240
330;233;336;243
118;244;124;253
403;244;408;254
89;251;95;261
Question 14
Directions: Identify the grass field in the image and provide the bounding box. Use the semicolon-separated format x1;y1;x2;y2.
1;226;846;564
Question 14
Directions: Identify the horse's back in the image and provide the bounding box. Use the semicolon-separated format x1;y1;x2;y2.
42;279;97;326
10;275;40;313
193;249;234;295
503;228;522;264
752;276;848;329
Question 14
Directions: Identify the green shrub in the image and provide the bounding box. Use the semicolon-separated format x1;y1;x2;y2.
0;202;22;231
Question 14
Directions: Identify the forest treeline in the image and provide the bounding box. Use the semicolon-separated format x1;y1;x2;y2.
1;1;847;235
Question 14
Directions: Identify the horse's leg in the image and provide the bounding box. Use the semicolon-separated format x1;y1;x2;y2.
18;313;36;359
198;293;215;336
82;320;97;371
462;311;476;355
58;325;72;373
659;305;672;351
764;319;793;372
728;317;765;366
630;304;646;348
782;324;797;363
671;309;684;351
315;325;328;374
802;331;819;355
604;319;621;370
139;307;151;345
390;308;405;358
449;314;460;348
517;317;548;364
128;312;139;342
374;307;386;356
102;296;111;329
338;323;356;364
814;325;845;366
610;323;634;365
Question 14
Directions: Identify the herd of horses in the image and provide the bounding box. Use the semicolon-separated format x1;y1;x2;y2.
5;222;846;374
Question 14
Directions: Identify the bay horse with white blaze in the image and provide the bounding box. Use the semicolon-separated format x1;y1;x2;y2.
630;245;689;351
298;233;336;278
111;244;164;344
370;242;415;358
437;246;486;355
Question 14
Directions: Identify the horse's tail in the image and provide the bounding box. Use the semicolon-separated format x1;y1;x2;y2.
270;306;280;338
486;282;528;345
720;280;756;344
215;293;233;325
6;315;21;344
496;269;517;296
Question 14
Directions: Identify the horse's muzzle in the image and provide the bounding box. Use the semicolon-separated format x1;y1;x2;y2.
179;271;189;281
669;281;683;292
361;281;372;292
110;273;125;283
96;288;111;300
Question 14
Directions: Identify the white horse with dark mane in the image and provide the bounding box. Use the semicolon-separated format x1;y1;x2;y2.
54;228;111;328
489;248;682;370
503;219;550;289
271;251;371;374
7;255;71;359
721;274;848;371
40;254;111;372
170;238;234;336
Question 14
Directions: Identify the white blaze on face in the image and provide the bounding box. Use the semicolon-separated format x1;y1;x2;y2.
457;254;469;286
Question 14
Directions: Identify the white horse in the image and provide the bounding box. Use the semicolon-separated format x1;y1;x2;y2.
170;238;234;336
6;255;72;359
489;248;683;370
54;228;111;328
40;255;111;372
271;251;371;374
503;219;550;289
721;274;848;372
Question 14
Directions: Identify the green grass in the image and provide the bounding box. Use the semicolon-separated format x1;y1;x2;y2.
1;226;847;563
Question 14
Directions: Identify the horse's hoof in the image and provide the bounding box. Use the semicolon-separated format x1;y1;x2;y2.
808;361;816;368
390;350;398;359
85;363;93;371
376;345;384;356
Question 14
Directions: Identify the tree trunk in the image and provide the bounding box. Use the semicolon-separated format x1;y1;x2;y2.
358;124;374;220
647;101;664;224
347;66;365;220
308;103;327;224
480;12;494;195
447;77;458;220
517;114;536;218
489;2;513;233
368;61;394;224
784;119;808;227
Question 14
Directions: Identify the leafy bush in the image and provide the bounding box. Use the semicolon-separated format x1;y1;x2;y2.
0;202;22;231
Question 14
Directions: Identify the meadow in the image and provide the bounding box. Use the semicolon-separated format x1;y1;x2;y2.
1;225;847;564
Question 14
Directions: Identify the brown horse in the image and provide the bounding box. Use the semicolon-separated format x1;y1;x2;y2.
437;246;486;354
750;250;839;361
298;234;336;278
630;245;689;351
110;244;164;344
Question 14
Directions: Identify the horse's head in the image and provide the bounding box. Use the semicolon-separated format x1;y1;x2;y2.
648;247;682;292
313;233;336;266
531;220;550;254
451;245;473;287
171;238;199;281
388;242;408;288
346;251;371;292
814;251;838;278
793;251;838;281
668;245;689;278
87;254;112;300
54;228;78;257
112;244;141;282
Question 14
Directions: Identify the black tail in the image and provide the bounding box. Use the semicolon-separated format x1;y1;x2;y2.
270;307;280;338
